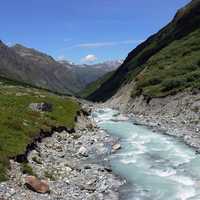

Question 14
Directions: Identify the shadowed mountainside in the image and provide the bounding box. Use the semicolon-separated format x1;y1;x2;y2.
87;0;200;101
0;42;121;95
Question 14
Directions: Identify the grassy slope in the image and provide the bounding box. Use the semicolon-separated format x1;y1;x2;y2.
0;77;80;181
86;0;200;102
80;71;114;98
132;28;200;97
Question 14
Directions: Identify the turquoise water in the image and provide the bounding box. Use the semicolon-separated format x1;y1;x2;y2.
92;108;200;200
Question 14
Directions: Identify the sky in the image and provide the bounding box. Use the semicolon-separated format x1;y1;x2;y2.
0;0;190;64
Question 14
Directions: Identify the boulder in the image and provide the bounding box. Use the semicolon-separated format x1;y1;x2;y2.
78;146;88;157
25;176;49;194
29;102;52;112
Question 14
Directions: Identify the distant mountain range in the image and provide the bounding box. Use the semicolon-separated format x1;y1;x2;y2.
0;42;121;95
59;59;123;88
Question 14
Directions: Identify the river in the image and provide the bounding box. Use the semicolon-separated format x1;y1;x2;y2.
92;108;200;200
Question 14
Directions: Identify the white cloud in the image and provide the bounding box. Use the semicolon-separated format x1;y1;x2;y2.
68;40;143;49
82;54;97;63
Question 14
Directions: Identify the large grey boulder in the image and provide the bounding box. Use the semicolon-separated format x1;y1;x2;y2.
29;102;52;112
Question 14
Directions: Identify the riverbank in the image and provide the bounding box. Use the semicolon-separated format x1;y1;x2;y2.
93;107;200;200
105;90;200;152
0;105;123;200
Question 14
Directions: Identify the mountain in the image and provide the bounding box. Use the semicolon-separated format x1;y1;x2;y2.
59;60;122;89
0;42;80;94
87;0;200;102
0;42;121;95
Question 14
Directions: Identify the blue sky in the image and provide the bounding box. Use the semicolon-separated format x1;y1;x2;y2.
0;0;190;63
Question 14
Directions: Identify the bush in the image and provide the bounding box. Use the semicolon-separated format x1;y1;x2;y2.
148;77;162;85
21;163;35;176
197;60;200;67
162;78;186;91
186;71;200;82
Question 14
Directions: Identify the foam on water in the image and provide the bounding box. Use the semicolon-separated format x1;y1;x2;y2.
93;108;200;200
120;158;137;164
169;175;195;186
153;168;177;177
176;187;196;200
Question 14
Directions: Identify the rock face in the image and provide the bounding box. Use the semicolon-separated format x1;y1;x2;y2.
25;176;49;194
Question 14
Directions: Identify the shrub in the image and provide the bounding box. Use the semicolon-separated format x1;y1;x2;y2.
162;78;186;91
21;163;35;176
148;77;162;85
197;59;200;67
186;71;200;82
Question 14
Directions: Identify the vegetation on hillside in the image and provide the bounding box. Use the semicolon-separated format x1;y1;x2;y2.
0;77;80;181
86;0;200;102
132;28;200;98
80;71;114;98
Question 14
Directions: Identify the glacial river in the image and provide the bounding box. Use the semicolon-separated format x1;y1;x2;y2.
92;108;200;200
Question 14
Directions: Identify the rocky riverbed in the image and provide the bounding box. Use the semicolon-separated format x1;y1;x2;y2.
106;90;200;152
0;106;123;200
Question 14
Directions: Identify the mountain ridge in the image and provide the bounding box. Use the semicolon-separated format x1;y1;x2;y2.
87;0;200;102
0;41;120;95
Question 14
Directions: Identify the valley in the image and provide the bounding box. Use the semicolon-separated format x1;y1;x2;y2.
0;0;200;199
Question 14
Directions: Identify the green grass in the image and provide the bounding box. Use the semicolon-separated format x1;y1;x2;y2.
80;71;115;98
131;28;200;98
0;78;80;181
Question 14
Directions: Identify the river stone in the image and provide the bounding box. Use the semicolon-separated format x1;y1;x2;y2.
78;146;88;157
112;144;121;152
25;176;49;193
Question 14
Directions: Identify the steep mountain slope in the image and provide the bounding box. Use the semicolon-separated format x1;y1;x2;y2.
10;44;81;94
80;71;115;98
87;0;200;102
